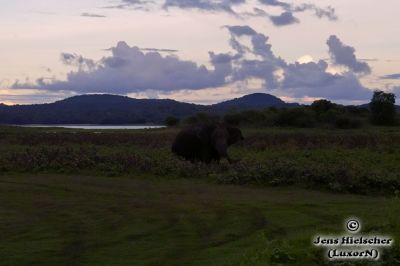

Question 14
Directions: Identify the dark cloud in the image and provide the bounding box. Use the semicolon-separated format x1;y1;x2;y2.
327;35;371;75
13;42;231;94
380;73;400;79
103;0;152;9
392;86;400;94
258;0;290;8
225;25;255;57
12;26;372;101
292;4;337;21
270;11;299;26
108;0;338;26
259;0;337;22
226;26;371;100
226;25;257;36
81;13;107;18
163;0;245;13
281;61;370;100
60;53;96;70
229;26;369;101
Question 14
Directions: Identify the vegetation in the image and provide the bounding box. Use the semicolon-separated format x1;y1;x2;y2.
0;96;399;265
0;174;399;265
1;91;397;127
187;103;370;129
165;116;180;127
0;126;400;195
370;90;397;126
181;93;398;129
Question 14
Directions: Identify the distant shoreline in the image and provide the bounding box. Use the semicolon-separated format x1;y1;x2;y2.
9;124;166;130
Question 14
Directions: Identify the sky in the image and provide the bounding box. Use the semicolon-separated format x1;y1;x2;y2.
1;0;400;105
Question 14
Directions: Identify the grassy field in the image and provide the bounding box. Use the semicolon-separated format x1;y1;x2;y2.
1;126;400;194
0;174;398;266
0;126;399;265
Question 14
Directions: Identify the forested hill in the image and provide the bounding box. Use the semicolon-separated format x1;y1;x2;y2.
0;93;297;125
211;93;298;110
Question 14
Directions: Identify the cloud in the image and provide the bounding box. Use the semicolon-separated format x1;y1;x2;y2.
327;35;371;75
259;0;337;22
140;47;178;53
380;73;400;79
269;11;299;26
60;53;96;70
13;42;231;94
12;26;373;101
281;61;370;100
225;26;371;100
292;4;337;21
359;58;378;62
103;0;153;10
81;13;107;18
258;0;290;8
392;86;400;93
108;0;338;26
225;25;257;36
163;0;245;13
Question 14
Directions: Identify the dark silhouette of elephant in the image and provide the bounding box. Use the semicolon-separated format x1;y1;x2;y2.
172;123;244;163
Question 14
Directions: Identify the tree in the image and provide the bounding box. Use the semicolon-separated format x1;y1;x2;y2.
311;99;337;124
184;113;220;125
311;99;335;114
165;116;180;127
369;90;396;125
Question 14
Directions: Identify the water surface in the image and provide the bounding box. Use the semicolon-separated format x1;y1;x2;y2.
17;125;165;130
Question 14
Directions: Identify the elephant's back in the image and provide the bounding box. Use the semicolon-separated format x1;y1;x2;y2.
171;128;202;157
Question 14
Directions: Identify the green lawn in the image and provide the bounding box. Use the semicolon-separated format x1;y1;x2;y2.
0;174;397;265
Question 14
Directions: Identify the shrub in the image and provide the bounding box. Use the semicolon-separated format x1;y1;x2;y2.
370;90;397;125
334;116;363;129
274;108;316;128
184;112;220;125
311;99;335;114
224;112;242;126
165;116;180;127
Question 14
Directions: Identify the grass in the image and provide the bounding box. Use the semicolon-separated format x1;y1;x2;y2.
0;125;400;265
0;174;396;265
2;126;399;194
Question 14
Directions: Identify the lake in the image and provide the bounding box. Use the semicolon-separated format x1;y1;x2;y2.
17;125;166;130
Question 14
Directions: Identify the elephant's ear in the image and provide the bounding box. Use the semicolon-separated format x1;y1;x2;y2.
214;138;228;157
227;127;244;145
212;127;229;157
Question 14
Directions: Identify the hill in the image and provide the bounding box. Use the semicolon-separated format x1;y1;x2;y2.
0;93;295;125
212;93;298;111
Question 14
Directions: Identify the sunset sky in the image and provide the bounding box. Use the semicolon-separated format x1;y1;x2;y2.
1;0;400;105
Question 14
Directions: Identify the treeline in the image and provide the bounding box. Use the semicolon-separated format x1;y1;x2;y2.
167;91;398;128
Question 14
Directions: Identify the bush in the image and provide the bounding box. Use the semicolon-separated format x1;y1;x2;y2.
165;116;180;127
311;99;335;114
370;90;397;125
224;112;242;126
334;116;363;129
274;108;316;128
184;113;220;125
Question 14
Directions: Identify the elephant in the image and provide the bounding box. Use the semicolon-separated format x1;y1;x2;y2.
171;123;244;164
